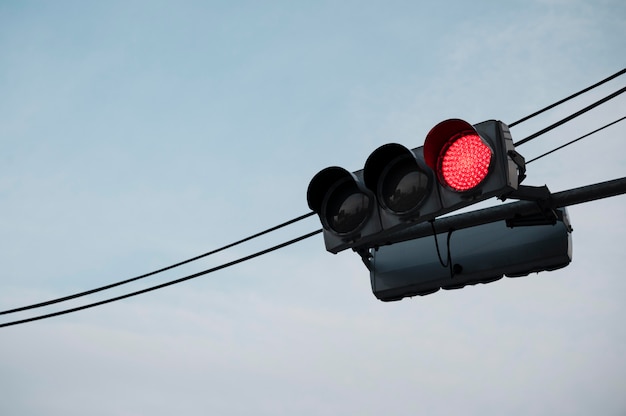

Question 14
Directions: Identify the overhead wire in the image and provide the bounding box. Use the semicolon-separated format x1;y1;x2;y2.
2;69;625;327
526;115;626;164
0;212;315;315
508;68;626;128
0;229;322;328
513;85;626;146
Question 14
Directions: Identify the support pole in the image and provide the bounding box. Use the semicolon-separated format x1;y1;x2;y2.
371;177;626;247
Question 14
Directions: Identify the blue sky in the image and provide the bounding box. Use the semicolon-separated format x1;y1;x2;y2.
1;1;625;415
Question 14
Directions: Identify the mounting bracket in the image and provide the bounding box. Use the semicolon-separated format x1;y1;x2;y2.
504;185;560;227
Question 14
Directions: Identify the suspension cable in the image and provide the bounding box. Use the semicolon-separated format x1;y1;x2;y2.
514;86;626;147
0;212;315;315
508;68;626;127
0;229;322;328
526;115;626;164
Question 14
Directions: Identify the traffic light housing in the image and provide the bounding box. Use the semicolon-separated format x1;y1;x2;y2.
307;166;383;253
423;119;519;210
362;143;443;231
369;208;573;301
307;119;522;253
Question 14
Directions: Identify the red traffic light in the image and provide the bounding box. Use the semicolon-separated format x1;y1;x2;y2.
424;119;494;192
307;119;519;254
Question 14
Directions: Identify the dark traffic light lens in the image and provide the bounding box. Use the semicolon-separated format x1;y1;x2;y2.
325;182;371;234
380;157;429;213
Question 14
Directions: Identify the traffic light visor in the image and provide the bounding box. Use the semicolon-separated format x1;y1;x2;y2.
364;143;432;217
307;166;374;236
424;119;493;192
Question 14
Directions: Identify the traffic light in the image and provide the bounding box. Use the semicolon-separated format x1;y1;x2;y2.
306;166;382;254
362;143;442;233
423;119;519;210
307;119;522;253
369;208;573;301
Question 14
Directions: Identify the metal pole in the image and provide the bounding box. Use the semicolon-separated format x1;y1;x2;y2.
375;177;626;247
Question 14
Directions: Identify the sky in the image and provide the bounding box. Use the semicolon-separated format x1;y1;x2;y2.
1;0;625;414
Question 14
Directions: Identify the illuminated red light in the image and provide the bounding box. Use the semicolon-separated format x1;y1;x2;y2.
439;133;492;192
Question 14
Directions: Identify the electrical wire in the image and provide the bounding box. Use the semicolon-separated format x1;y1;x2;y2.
513;85;626;147
429;221;455;278
508;68;626;128
4;70;625;325
430;221;448;267
526;115;626;164
0;212;315;315
0;229;323;328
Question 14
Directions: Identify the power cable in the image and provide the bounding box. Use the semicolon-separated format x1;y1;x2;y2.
0;229;322;328
514;86;626;147
526;115;626;164
4;71;625;324
508;68;626;128
429;221;455;278
0;212;315;315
